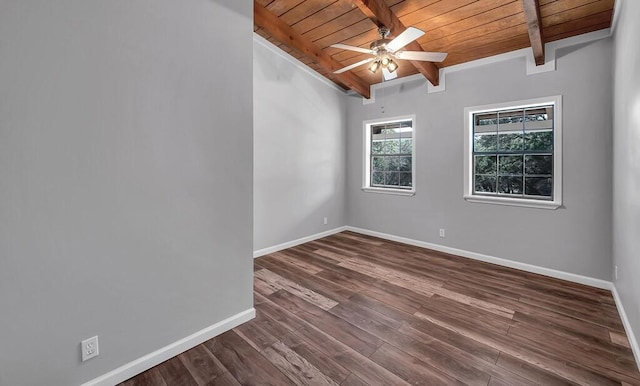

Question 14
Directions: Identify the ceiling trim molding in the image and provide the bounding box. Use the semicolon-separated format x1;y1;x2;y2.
359;28;612;101
253;34;347;95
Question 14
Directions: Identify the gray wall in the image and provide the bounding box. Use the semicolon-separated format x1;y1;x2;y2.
613;0;640;347
0;1;253;385
346;38;613;280
253;39;347;251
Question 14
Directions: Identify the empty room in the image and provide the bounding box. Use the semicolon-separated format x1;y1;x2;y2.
1;0;639;385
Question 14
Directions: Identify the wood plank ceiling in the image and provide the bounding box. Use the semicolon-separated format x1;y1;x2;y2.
254;0;615;98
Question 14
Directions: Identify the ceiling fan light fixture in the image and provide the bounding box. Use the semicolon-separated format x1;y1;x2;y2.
369;60;380;74
381;56;390;67
387;59;398;73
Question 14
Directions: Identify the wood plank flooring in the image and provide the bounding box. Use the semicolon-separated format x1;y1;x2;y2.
120;231;639;386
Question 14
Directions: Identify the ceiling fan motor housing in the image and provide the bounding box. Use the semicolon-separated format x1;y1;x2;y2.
370;39;391;53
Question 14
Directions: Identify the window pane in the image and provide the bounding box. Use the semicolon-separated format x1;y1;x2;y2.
498;109;524;125
397;156;411;172
524;131;553;151
384;172;399;186
525;155;552;175
498;155;523;175
524;107;552;129
400;138;412;154
372;172;384;185
475;175;497;193
372;156;388;171
475;155;496;175
474;112;497;152
499;133;523;151
525;177;552;197
399;172;412;187
498;176;523;195
398;126;413;134
497;109;523;153
382;139;400;154
386;156;399;171
371;140;384;154
474;133;497;152
475;113;498;126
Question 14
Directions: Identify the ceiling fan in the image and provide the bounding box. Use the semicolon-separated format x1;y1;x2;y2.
332;26;447;81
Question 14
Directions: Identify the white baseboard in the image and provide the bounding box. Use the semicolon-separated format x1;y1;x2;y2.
253;226;348;258
81;308;256;386
612;285;640;369
345;226;612;290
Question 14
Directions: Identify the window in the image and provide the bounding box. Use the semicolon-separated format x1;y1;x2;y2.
464;96;562;209
363;116;415;196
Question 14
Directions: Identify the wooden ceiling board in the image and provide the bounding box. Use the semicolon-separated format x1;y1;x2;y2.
313;18;376;48
543;10;612;41
265;0;306;17
413;1;523;43
279;0;337;26
421;34;532;66
387;0;443;18
397;0;518;35
292;1;357;33
397;0;479;27
541;0;613;28
303;9;369;42
256;0;272;7
540;0;600;17
253;0;613;94
420;13;528;52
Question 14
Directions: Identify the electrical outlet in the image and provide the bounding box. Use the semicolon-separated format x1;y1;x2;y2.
81;336;99;362
439;228;445;238
323;217;328;225
615;265;618;280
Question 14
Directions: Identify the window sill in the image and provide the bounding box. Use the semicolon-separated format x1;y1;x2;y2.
464;195;561;210
362;187;415;196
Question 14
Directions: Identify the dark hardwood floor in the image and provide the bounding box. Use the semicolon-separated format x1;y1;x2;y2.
121;231;639;385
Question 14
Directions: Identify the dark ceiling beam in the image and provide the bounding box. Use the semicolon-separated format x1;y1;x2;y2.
254;1;371;99
522;0;545;65
351;0;440;86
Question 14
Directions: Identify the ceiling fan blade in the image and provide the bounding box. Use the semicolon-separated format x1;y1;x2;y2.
386;27;425;52
330;43;373;54
395;51;448;62
334;58;374;74
382;68;398;81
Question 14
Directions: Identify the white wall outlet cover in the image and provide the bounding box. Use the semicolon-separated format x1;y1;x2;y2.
81;336;99;362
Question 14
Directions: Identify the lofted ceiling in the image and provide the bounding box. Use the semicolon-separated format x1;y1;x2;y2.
253;0;615;98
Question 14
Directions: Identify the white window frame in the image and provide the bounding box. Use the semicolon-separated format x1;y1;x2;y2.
463;95;562;209
362;115;416;196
